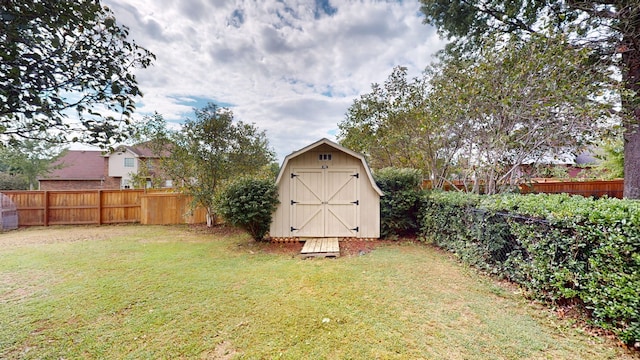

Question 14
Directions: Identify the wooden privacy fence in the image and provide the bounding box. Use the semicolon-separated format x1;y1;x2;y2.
0;190;207;227
424;179;624;199
519;179;624;199
140;192;207;225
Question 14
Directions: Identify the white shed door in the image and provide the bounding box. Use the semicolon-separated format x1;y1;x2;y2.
291;168;359;237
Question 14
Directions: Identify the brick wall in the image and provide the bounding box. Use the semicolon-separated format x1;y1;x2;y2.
103;157;122;189
39;180;107;190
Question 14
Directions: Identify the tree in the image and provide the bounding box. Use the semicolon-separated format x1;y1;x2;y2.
419;0;640;198
0;140;65;189
338;66;464;186
593;133;625;179
147;104;275;227
0;172;28;190
431;34;614;194
0;0;155;146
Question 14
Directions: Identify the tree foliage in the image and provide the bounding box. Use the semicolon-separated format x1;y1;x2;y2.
594;134;625;179
144;104;275;226
0;172;28;190
419;0;640;197
373;167;424;239
0;140;64;189
342;34;613;194
338;66;464;186
434;34;614;193
0;0;155;146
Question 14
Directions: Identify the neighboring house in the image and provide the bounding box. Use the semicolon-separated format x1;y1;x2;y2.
106;143;172;189
517;149;600;180
270;138;383;240
38;143;173;191
38;150;119;190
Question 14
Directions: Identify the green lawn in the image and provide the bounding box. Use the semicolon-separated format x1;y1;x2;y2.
0;225;635;359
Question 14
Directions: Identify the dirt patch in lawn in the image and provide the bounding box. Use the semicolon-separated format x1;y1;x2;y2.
250;238;403;257
0;270;54;303
0;225;136;247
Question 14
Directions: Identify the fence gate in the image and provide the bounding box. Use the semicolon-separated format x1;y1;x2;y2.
0;193;18;231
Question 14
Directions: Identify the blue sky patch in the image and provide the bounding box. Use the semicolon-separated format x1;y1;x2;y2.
174;96;234;111
314;0;337;19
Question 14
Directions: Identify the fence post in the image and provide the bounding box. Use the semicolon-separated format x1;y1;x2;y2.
43;191;49;227
98;190;103;225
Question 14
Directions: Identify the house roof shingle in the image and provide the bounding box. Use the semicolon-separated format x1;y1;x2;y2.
40;150;105;180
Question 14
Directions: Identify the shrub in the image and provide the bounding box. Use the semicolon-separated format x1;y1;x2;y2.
0;172;28;190
215;177;279;240
419;191;640;346
373;167;424;239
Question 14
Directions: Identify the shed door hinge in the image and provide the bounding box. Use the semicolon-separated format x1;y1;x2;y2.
350;227;359;232
351;173;359;178
351;200;359;205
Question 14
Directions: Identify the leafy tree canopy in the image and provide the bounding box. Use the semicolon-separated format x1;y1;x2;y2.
433;33;614;193
0;139;65;189
141;104;275;227
338;66;465;186
420;0;635;55
341;33;614;194
0;0;155;146
419;0;640;197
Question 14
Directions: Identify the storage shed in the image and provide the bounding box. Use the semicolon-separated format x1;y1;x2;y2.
270;138;383;240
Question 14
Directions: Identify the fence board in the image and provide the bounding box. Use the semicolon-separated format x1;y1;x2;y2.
0;190;206;226
140;193;207;225
519;179;624;199
423;179;624;199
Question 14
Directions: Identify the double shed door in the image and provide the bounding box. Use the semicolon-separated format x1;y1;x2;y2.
290;167;359;237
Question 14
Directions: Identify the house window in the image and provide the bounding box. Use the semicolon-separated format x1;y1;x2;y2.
124;158;134;167
318;153;332;161
164;179;173;188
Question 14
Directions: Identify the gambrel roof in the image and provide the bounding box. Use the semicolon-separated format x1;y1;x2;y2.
275;138;383;196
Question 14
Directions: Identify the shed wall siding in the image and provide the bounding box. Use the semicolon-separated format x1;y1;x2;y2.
270;145;380;239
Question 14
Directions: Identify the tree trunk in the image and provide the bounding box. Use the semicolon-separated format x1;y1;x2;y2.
622;41;640;199
206;209;215;227
624;116;640;199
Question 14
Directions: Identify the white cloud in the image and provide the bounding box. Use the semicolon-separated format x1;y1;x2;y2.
102;0;446;161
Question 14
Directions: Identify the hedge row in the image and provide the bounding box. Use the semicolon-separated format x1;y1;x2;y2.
374;168;424;239
419;191;639;345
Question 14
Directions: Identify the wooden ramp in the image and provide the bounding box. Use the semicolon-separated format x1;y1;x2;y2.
300;238;340;259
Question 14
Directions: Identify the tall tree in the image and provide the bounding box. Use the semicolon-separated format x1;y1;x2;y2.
420;1;640;198
146;104;275;227
431;34;613;194
0;0;155;146
0;140;65;189
338;66;464;186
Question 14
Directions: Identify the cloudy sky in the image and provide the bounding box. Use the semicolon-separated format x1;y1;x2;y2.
101;0;446;162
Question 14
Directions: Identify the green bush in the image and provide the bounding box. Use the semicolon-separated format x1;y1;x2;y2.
215;178;279;240
419;191;640;346
0;172;28;190
373;167;424;239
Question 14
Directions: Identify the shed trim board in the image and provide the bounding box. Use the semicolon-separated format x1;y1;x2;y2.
271;138;382;239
